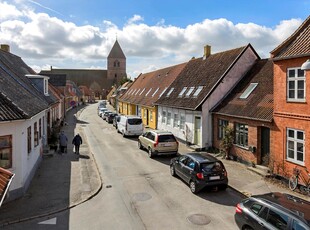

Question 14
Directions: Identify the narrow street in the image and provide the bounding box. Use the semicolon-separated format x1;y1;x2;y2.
3;103;244;230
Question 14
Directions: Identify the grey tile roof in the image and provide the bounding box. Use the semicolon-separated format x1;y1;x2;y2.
155;45;253;110
0;92;26;121
211;59;274;122
0;50;49;121
271;15;310;59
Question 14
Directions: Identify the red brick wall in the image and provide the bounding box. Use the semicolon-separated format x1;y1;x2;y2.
213;114;273;165
273;58;310;178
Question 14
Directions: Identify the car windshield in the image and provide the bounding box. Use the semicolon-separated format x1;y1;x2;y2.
127;118;142;125
158;135;176;142
201;162;224;172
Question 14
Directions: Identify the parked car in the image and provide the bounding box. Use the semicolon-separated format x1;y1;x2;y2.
98;108;108;117
170;152;228;194
102;111;112;120
117;115;143;137
113;115;121;129
234;192;310;230
138;130;178;158
107;113;118;123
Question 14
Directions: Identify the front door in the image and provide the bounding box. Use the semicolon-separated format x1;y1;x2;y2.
261;127;270;166
194;117;201;145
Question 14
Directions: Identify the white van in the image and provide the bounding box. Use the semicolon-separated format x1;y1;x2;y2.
117;115;143;137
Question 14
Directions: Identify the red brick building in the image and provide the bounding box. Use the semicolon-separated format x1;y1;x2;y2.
270;15;310;178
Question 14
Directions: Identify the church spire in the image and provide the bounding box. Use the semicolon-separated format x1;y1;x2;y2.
108;39;126;59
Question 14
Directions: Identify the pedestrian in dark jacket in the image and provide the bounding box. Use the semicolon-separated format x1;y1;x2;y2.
59;131;68;154
72;133;83;154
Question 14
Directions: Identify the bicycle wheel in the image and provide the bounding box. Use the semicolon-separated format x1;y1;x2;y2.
289;176;298;190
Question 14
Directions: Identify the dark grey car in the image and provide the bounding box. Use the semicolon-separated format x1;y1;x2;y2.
170;152;228;194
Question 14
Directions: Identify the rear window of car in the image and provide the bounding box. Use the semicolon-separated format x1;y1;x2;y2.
127;118;142;125
158;135;176;142
201;162;224;172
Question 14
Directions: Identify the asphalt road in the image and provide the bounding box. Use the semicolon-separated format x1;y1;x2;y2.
4;104;243;230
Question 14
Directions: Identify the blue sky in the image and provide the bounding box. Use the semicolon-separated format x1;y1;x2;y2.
0;0;309;78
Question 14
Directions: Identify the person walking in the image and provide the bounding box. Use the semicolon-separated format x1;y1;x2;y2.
59;131;68;154
72;133;83;154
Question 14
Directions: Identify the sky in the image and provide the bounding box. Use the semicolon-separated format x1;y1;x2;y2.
0;0;309;79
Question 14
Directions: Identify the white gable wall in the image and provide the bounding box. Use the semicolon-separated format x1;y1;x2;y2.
0;111;46;200
201;47;259;148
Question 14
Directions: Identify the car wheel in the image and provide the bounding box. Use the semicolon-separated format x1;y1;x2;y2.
170;165;176;177
148;148;153;158
189;180;198;194
138;141;143;150
219;184;228;191
122;131;126;138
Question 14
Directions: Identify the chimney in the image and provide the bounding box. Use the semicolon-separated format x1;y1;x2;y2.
203;45;211;60
0;44;10;52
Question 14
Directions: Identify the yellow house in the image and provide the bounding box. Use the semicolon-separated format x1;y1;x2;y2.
118;63;187;129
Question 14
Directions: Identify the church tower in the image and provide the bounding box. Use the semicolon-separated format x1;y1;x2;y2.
107;39;126;86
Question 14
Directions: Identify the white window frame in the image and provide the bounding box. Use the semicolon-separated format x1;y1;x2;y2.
193;86;203;98
167;112;171;125
166;88;174;97
180;115;185;130
287;68;305;102
286;128;305;165
159;87;168;98
173;114;179;127
145;88;152;96
152;88;159;97
162;111;166;124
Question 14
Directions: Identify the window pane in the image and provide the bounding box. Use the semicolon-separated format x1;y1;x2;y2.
288;130;294;138
297;80;304;89
297;69;304;77
266;209;288;230
288;81;295;89
288;140;294;150
289;90;295;98
250;203;263;215
297;131;304;140
297;152;303;161
288;69;295;78
288;149;294;159
297;89;304;99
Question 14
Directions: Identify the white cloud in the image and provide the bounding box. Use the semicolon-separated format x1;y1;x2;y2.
0;2;303;78
0;1;23;20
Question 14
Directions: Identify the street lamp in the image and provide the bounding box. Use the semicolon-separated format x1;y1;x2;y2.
301;59;310;70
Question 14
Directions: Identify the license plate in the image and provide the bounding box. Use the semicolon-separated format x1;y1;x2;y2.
209;176;220;180
164;143;172;147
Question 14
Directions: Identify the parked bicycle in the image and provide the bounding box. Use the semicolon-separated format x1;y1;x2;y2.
288;167;310;196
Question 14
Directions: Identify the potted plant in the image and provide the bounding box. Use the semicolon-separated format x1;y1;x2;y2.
219;126;234;159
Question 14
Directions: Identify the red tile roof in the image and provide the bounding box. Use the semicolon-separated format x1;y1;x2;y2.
271;15;310;60
0;167;15;207
212;59;273;122
119;62;187;107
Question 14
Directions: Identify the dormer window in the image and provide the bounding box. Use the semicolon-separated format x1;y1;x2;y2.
26;74;49;96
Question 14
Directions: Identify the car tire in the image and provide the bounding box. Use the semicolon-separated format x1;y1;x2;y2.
138;141;143;150
122;131;126;138
219;184;228;191
189;180;198;194
170;165;176;177
148;148;153;158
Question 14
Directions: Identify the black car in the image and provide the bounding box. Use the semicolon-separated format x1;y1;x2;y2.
107;113;118;123
235;193;310;230
113;115;120;129
102;111;111;120
170;153;228;194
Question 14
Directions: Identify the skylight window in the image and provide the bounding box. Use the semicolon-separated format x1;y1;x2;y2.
240;83;258;99
159;87;168;98
135;89;140;95
185;87;195;97
132;89;137;95
193;86;203;98
145;88;152;96
152;87;159;97
178;87;187;97
139;88;145;95
166;88;174;97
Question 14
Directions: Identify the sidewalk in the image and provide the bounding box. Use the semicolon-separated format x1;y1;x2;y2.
0;104;308;226
0;106;102;227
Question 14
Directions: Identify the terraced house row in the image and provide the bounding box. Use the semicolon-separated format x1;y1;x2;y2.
118;15;310;179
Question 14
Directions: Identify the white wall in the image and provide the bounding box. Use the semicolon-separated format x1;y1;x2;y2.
157;106;201;144
0;110;46;199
